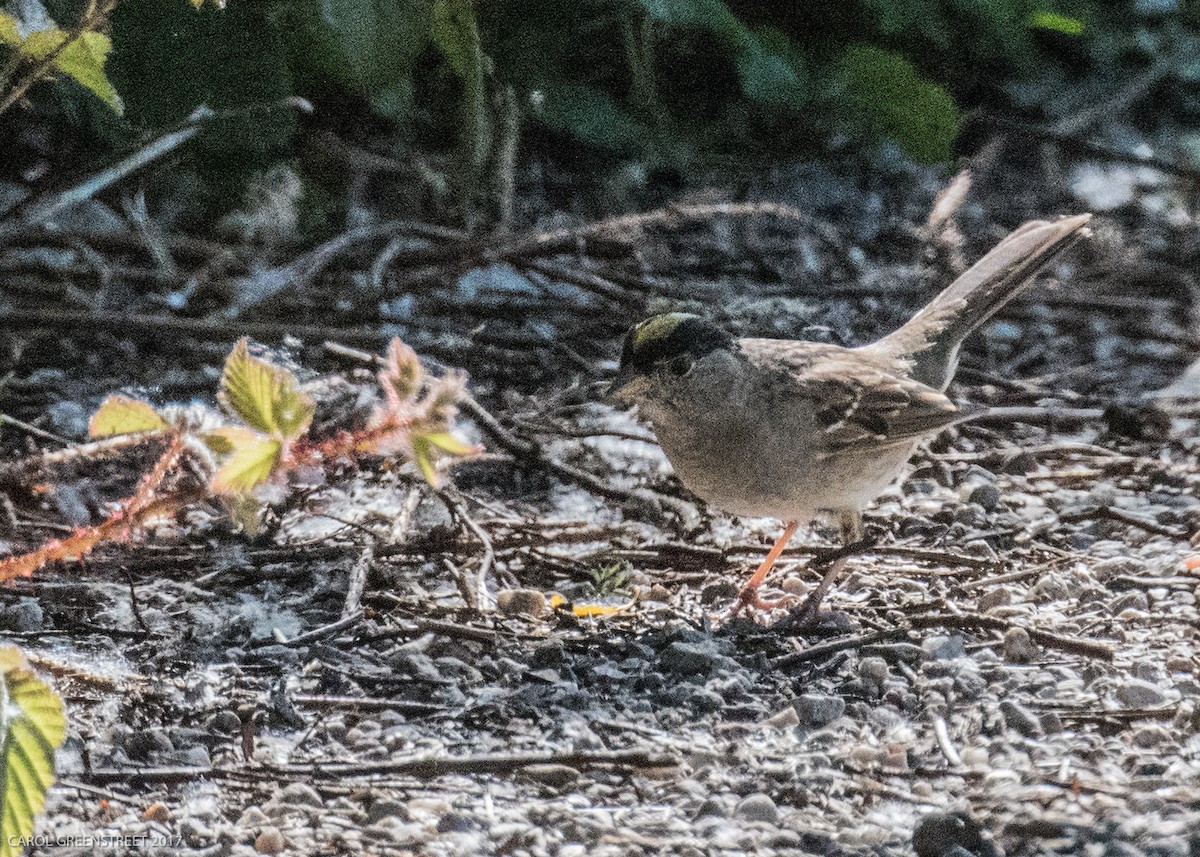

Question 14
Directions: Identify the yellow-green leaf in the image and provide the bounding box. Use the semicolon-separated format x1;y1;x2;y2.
379;337;423;406
219;339;314;439
0;13;20;45
421;431;479;457
211;434;282;496
1029;10;1084;35
410;435;440;487
20;29;123;114
0;647;66;857
88;395;167;437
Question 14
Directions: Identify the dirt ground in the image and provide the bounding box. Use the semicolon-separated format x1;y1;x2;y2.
3;135;1200;857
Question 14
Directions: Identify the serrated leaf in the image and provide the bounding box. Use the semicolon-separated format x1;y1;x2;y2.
210;432;281;496
0;646;66;857
379;337;424;407
219;340;314;439
22;29;123;114
88;395;167;437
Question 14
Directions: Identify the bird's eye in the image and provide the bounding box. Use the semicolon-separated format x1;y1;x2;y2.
668;354;694;376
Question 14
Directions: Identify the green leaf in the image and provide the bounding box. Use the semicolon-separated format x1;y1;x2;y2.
1029;10;1084;35
535;81;644;151
292;0;431;96
210;429;282;496
831;45;960;164
0;647;66;857
21;29;123;114
735;25;808;105
432;0;480;81
0;12;20;45
88;395;167;437
410;434;437;486
219;340;314;439
422;431;479;456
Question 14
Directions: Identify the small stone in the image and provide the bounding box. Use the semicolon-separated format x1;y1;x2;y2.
1003;628;1038;663
1166;657;1193;673
663;640;732;676
141;802;171;823
206;711;243;734
280;782;323;807
1110;591;1149;613
913;811;995;857
1000;700;1043;737
520;763;580;789
858;656;890;685
762;706;800;730
793;694;845;729
254;827;285;854
967;484;1000;512
237;806;271;827
977;588;1010;612
496;588;548;618
0;599;44;633
733;793;779;824
366;799;408;824
922;635;965;660
1116;678;1167;708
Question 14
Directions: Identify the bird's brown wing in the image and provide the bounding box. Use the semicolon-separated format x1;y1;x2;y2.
739;339;978;451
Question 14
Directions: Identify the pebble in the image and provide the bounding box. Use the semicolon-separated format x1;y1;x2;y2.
1003;627;1039;663
733;793;779;824
912;810;995;857
521;764;581;789
967;484;1000;512
496;589;548;618
1000;700;1043;737
1116;678;1168;708
280;782;324;807
663;640;735;676
366;799;408;824
254;827;285;854
237;806;271;826
141;802;171;823
793;694;845;728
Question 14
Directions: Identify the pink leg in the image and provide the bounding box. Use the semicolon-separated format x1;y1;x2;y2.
726;521;799;616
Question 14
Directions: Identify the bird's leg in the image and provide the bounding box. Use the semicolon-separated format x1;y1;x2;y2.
792;510;863;624
726;520;799;615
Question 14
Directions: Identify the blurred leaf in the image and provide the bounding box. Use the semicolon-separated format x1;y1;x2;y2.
0;12;19;44
219;340;314;439
210;430;282;496
379;337;424;407
410;433;441;486
0;647;66;857
291;0;431;96
88;395;167;437
432;0;480;80
735;25;808;105
1029;10;1084;35
422;431;479;456
832;45;960;164
535;80;645;151
633;0;739;34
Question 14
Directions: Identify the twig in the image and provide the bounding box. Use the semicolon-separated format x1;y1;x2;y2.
290;694;445;716
440;490;496;611
931;715;963;768
262;610;364;649
1059;505;1188;540
84;747;675;785
0;412;71;445
342;546;372;619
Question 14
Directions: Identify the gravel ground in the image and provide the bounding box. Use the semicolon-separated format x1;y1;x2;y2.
4;140;1200;857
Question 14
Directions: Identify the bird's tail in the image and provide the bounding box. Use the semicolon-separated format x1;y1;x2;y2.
870;213;1092;391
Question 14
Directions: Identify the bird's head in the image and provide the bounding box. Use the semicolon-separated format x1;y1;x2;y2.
607;313;734;405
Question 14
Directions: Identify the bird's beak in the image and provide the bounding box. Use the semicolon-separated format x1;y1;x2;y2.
605;367;647;406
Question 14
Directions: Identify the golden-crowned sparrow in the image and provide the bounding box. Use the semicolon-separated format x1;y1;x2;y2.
609;214;1093;618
